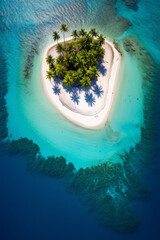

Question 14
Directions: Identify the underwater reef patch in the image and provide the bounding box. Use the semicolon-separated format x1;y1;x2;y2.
1;36;157;233
89;5;132;38
122;0;139;11
23;40;40;79
0;52;8;141
6;136;150;232
113;40;123;55
102;0;117;6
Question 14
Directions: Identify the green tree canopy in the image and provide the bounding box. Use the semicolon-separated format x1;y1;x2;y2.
46;26;106;89
71;29;79;40
46;55;54;64
56;55;64;65
65;42;75;54
98;34;105;46
56;43;64;55
60;24;69;44
55;64;67;78
63;71;74;87
80;76;91;88
53;31;60;43
89;28;98;38
78;28;87;37
87;66;99;79
49;63;55;72
46;70;55;80
78;34;92;51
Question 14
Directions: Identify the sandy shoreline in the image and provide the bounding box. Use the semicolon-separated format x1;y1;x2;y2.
41;37;122;129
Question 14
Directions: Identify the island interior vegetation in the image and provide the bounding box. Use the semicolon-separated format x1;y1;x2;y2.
46;24;106;88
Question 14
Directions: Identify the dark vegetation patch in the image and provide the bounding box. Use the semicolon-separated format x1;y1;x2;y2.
123;35;158;172
6;136;149;232
24;38;158;232
7;138;75;179
122;0;139;11
23;40;40;79
113;40;123;55
0;27;157;233
123;36;155;81
0;51;8;141
102;0;117;6
89;6;132;38
0;0;156;233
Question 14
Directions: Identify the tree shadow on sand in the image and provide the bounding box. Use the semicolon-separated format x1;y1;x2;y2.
53;85;61;95
98;59;107;76
85;92;96;107
52;76;104;105
70;92;80;105
92;85;104;98
54;77;62;85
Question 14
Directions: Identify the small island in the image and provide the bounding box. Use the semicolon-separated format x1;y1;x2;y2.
41;24;121;129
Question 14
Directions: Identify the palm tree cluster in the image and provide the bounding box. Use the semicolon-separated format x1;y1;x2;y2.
46;25;105;88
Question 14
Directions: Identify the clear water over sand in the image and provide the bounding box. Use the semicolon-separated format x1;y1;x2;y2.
1;0;160;238
6;33;144;169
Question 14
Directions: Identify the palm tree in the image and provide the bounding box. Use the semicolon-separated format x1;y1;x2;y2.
65;43;75;54
78;28;87;37
56;43;64;56
86;50;98;67
56;55;64;65
98;34;105;46
46;70;55;86
80;75;91;88
78;37;87;51
49;62;55;72
46;55;54;64
60;24;69;45
71;29;79;41
97;47;105;58
72;71;79;82
55;64;67;78
87;66;99;79
89;28;98;39
79;65;87;79
74;55;83;69
53;31;60;43
63;73;74;87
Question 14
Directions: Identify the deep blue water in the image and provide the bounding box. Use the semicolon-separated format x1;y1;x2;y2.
0;0;160;239
0;144;160;240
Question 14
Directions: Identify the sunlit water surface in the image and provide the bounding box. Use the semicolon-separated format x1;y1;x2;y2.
5;1;145;169
0;0;160;239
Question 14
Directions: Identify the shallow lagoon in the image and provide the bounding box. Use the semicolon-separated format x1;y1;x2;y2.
0;0;160;237
6;38;144;169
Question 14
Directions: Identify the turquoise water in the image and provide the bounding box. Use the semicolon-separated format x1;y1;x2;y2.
0;0;160;237
6;42;144;169
117;0;160;62
5;5;145;169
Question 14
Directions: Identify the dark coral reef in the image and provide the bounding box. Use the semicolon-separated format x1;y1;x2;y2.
89;4;132;38
0;51;8;141
0;30;157;233
122;0;139;11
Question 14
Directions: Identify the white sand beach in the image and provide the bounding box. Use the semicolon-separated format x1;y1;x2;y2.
41;37;122;129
